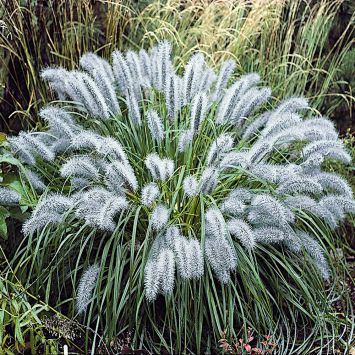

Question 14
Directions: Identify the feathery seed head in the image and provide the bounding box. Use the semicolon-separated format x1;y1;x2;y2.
141;183;160;206
206;133;234;166
151;204;170;231
76;264;100;314
147;110;165;142
0;187;21;205
183;175;199;197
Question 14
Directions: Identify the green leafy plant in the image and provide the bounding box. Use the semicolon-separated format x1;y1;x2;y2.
0;250;57;354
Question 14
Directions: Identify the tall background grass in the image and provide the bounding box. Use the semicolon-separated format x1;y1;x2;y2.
0;0;354;353
1;0;354;133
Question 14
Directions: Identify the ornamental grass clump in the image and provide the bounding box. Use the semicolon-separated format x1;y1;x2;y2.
5;42;354;352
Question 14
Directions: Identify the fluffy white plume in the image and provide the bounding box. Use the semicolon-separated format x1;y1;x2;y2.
23;169;46;192
253;227;286;244
218;151;249;170
64;70;110;119
211;59;236;102
220;188;253;216
165;73;182;120
40;106;79;139
273;97;309;115
204;234;237;283
97;137;129;164
242;112;271;140
178;130;194;152
190;92;209;134
200;167;219;194
220;194;246;216
151;204;170;231
8;134;36;166
112;50;133;93
205;208;226;239
40;67;69;100
126;89;141;125
141;183;160;206
126;50;146;90
206;133;234;166
198;67;217;93
71;130;102;150
60;156;100;180
151;41;172;91
216;73;260;124
227;218;255;249
173;234;204;279
248;194;294;227
145;154;174;181
105;161;138;191
76;264;100;314
144;248;175;301
183;175;199;197
75;188;128;231
297;231;330;280
0;187;20;205
22;195;73;235
80;52;121;115
302;140;351;164
277;176;323;195
314;172;353;198
183;53;205;104
230;87;271;126
10;132;55;163
139;49;151;82
147;110;164;142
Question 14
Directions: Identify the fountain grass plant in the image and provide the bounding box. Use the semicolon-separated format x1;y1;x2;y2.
0;41;354;354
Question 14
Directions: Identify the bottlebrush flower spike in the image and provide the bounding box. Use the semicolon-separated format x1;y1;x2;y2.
22;194;73;235
105;161;138;192
141;183;160;206
6;41;354;301
183;175;199;197
22;169;46;192
151;204;170;231
76;264;100;314
190;92;209;134
165;73;182;120
145;154;174;181
227;218;255;249
204;234;237;284
65;70;110;119
75;187;128;230
40;106;79;139
173;234;204;279
60;156;100;181
146;110;164;143
40;67;69;100
183;53;205;104
178;130;194;152
0;187;20;205
206;133;234;166
211;59;235;102
216;73;260;124
200;167;219;194
80;52;121;115
112;50;133;93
